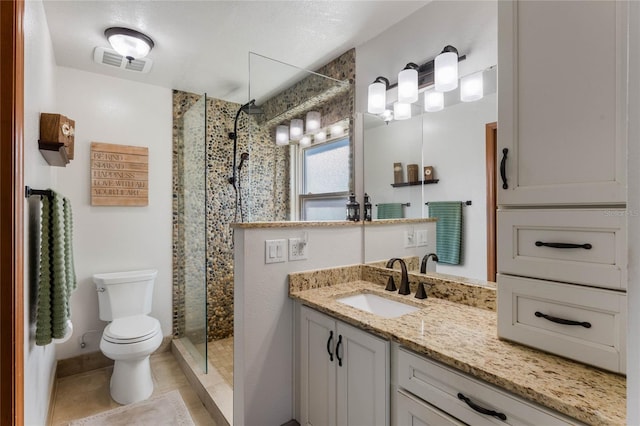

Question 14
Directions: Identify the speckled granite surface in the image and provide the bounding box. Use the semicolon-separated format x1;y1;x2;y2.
289;274;625;425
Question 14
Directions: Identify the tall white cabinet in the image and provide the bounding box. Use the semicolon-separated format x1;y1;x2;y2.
299;305;389;426
497;0;628;374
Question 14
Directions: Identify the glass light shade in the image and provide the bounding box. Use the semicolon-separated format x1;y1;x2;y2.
306;111;321;131
460;71;484;102
299;136;311;146
424;90;444;112
393;102;411;120
275;125;289;146
330;124;344;137
368;81;387;114
434;51;458;92
398;67;419;103
107;34;152;59
314;130;327;142
289;119;304;141
380;109;394;123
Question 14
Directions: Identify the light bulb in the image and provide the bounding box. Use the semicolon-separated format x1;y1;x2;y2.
393;102;411;120
306;111;321;132
275;125;289;146
367;77;388;114
330;124;344;137
460;71;484;102
424;90;444;112
289;119;304;141
314;131;327;142
398;64;419;104
300;136;311;146
435;47;458;92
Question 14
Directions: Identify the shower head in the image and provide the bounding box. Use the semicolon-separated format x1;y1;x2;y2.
240;99;264;115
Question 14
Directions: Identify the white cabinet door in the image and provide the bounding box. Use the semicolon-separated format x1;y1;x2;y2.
396;389;465;426
498;0;627;205
336;320;389;426
300;306;337;426
299;305;389;426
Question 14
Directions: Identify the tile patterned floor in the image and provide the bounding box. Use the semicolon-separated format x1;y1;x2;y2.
207;337;233;387
50;351;216;425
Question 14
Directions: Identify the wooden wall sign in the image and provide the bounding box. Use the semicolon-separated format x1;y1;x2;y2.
91;142;149;206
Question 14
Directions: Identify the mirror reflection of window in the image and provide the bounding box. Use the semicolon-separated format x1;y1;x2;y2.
299;136;350;220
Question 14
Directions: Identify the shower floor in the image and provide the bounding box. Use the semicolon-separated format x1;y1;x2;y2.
194;336;233;387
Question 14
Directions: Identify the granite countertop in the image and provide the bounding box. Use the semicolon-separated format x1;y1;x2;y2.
230;218;437;228
289;266;625;426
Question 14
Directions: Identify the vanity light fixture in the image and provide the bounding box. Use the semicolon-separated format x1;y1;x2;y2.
397;63;419;104
289;119;304;141
330;123;345;137
434;45;459;92
460;71;484;102
424;90;444;112
299;135;311;146
393;102;411;120
367;76;390;114
104;27;154;62
306;111;321;132
275;125;289;146
314;130;327;142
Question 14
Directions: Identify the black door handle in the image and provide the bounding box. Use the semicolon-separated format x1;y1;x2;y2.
535;311;592;328
500;148;508;189
458;393;507;421
326;330;334;362
535;241;592;250
336;334;343;367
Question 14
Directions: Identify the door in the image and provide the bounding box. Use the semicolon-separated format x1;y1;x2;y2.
300;306;337;426
336;320;389;426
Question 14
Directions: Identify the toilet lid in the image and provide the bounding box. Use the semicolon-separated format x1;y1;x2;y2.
103;315;160;343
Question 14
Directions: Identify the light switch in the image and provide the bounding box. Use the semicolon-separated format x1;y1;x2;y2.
265;239;287;264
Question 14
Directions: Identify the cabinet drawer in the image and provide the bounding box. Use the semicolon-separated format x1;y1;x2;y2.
396;347;578;425
497;209;627;289
396;389;464;426
497;274;626;374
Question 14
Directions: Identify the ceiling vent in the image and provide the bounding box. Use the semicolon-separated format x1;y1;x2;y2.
93;47;153;73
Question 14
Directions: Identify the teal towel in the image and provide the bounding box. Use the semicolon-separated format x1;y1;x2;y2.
428;201;463;265
35;191;77;345
377;203;404;219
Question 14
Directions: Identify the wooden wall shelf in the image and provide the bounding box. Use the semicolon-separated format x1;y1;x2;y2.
391;179;439;188
38;140;69;167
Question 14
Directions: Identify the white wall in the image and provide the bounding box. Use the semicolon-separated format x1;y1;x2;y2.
234;225;363;426
364;221;437;264
23;1;59;424
53;67;173;359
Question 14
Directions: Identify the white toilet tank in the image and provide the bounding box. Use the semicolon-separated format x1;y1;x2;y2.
93;269;157;321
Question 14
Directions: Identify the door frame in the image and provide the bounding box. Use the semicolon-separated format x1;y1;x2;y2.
0;0;25;424
486;122;497;282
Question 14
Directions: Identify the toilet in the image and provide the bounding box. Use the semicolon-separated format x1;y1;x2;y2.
93;269;162;405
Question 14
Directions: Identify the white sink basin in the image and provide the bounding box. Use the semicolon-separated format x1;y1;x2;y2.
336;293;420;318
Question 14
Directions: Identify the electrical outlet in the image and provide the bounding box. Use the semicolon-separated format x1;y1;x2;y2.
289;237;308;261
404;230;416;248
416;230;428;247
265;239;287;264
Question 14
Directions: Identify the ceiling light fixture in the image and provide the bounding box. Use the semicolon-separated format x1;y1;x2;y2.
105;27;154;63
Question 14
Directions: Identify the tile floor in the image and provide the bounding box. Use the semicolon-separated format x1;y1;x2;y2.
50;350;216;425
206;337;233;387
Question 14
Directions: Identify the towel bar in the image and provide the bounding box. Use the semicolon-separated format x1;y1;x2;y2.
376;202;410;207
425;200;472;206
25;186;53;198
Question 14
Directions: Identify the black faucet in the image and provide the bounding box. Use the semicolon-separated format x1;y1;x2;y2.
385;258;410;295
420;253;439;274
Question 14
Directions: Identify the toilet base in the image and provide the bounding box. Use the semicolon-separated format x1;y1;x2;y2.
110;356;154;404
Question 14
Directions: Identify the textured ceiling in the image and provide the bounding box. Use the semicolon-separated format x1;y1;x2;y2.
42;1;429;104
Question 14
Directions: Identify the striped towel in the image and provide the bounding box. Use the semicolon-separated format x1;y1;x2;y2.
35;191;77;346
377;203;404;219
428;201;463;265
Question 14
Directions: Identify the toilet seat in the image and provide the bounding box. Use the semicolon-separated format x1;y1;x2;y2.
103;315;160;344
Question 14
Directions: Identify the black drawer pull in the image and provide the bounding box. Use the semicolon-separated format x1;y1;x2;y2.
326;330;334;362
500;148;508;189
336;334;343;367
458;393;507;421
535;241;592;250
535;311;592;328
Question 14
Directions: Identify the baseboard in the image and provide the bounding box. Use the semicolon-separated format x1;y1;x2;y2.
56;335;173;378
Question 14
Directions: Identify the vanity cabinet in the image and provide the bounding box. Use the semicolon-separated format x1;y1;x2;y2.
497;0;627;206
299;305;389;426
394;346;580;425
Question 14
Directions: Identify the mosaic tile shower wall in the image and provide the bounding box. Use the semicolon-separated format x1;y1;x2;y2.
173;49;355;342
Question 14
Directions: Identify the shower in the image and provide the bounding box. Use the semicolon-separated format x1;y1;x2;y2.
228;99;263;221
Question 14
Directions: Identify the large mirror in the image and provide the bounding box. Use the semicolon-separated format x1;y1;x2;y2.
363;67;497;281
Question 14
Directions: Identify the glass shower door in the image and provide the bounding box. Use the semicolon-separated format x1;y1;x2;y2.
182;93;207;373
